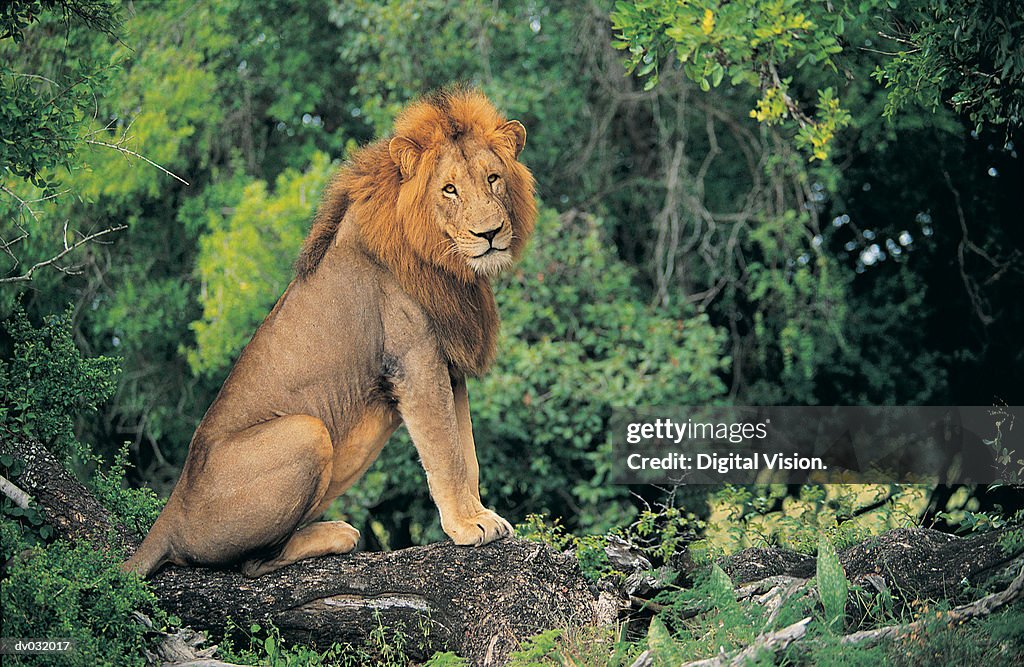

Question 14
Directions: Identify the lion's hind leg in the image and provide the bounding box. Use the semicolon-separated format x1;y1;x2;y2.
172;414;338;572
240;520;360;577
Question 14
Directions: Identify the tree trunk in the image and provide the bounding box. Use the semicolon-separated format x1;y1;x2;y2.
150;539;598;664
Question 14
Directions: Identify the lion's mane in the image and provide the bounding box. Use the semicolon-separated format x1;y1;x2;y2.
294;88;536;375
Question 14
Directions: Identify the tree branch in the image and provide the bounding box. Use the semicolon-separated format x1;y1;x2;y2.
0;224;127;284
85;139;190;186
0;474;31;509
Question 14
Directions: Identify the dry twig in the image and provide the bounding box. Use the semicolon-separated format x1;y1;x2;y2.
0;224;127;283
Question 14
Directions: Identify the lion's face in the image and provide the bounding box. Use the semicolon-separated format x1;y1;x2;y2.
428;137;517;276
389;115;531;279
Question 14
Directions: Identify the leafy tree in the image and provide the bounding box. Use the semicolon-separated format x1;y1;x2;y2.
0;0;128;288
0;307;168;665
873;1;1024;136
1;307;117;461
612;0;854;160
0;0;120;189
611;0;1024;160
187;152;335;376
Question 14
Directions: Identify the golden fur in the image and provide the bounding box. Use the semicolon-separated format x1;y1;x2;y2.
122;88;536;578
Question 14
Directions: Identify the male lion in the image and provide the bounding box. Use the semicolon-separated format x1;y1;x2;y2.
123;88;536;578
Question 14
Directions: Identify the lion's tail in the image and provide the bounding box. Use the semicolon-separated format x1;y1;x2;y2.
120;517;173;579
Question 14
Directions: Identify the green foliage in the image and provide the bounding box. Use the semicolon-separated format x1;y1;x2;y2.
423;652;470;667
506;629;566;666
0;452;54;547
0;1;120;192
816;534;849;632
621;584;1024;666
326;1;592;206
873;1;1024;135
218;614;430;667
882;604;1024;666
88;442;164;538
612;0;1024;160
795;87;853;162
611;0;858;160
218;619;358;667
742;206;849;404
638;563;762;662
0;538;168;666
0;306;171;666
0;306;118;462
517;514;615;583
0;1;119;43
0;61;111;194
999;526;1024;558
611;0;832;91
504;624;634;666
517;514;576;552
629;500;704;568
187;151;334;375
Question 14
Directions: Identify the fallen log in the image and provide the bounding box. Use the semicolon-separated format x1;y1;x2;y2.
839;563;1024;647
1;434;601;665
1;435;139;551
151;539;598;664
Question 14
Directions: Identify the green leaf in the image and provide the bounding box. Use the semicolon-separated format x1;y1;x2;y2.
711;63;724;87
646;615;675;657
817;534;849;631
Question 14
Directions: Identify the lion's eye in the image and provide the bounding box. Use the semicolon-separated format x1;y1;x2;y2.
442;184;458;196
487;174;500;184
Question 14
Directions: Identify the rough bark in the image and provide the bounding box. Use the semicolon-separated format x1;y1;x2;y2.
1;434;599;665
149;539;597;664
1;434;139;551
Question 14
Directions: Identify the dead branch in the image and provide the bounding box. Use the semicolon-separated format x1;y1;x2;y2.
85;139;190;186
629;617;812;667
0;223;127;283
0;473;32;509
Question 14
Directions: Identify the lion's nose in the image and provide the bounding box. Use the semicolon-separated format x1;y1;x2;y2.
470;224;502;244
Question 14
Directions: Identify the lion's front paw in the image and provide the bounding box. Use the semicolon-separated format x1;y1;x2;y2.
443;509;513;546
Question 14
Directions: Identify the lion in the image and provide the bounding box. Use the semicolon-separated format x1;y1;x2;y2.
122;88;536;578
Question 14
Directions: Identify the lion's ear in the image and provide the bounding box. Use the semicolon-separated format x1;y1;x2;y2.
389;136;423;180
496;120;526;157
